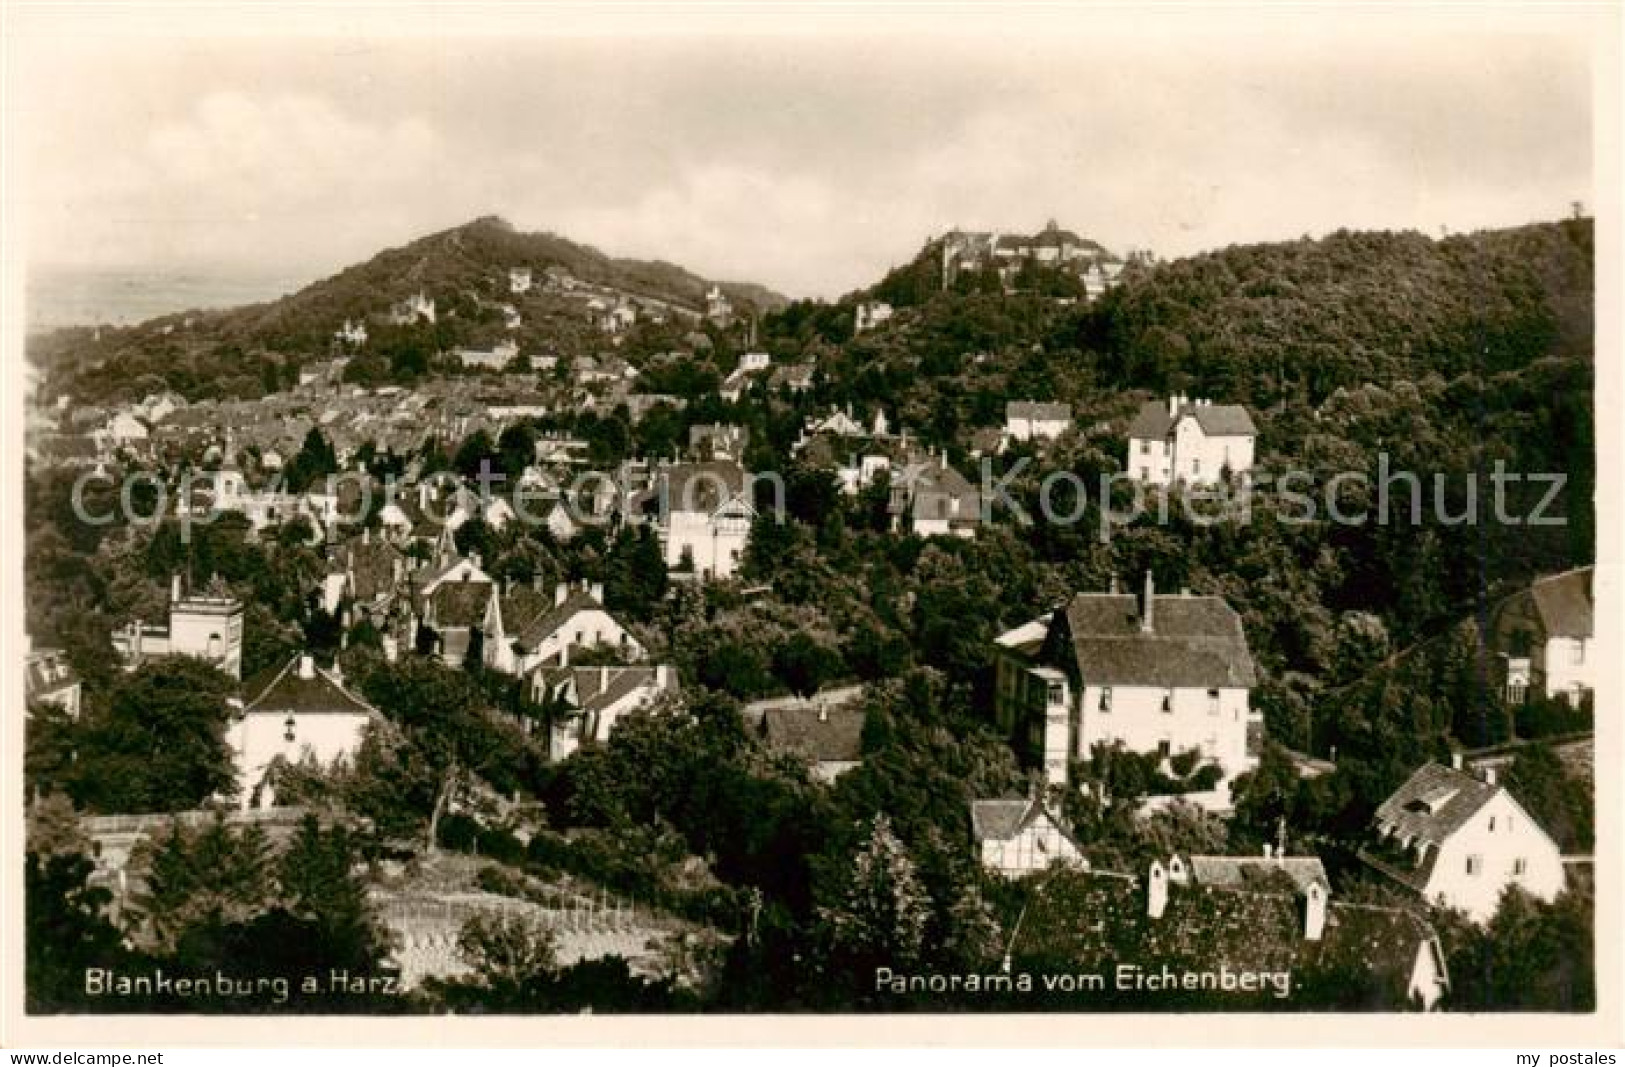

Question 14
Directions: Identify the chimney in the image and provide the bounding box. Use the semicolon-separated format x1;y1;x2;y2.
818;705;829;724
1450;750;1464;771
555;582;569;607
1304;882;1327;941
1147;860;1169;919
589;581;604;603
1167;395;1178;418
171;573;183;604
1263;842;1274;860
1108;575;1118;595
1140;571;1155;633
298;654;315;680
1482;766;1497;787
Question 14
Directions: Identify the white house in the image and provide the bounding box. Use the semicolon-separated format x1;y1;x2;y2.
509;267;533;294
25;642;82;719
229;653;377;808
1363;759;1566;925
853;300;894;333
1126;395;1256;486
1005;400;1072;443
530;664;678;762
483;579;645;676
969;795;1086;878
993;572;1259;794
1488;567;1594;705
653;462;755;580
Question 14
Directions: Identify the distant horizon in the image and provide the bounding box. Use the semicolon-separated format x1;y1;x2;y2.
25;208;1587;331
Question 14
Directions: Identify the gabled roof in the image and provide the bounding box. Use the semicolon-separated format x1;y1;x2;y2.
1189;855;1329;895
1373;762;1499;848
660;461;750;513
1062;592;1257;688
1017;868;1447;1009
762;705;866;765
1530;567;1593;639
970;796;1069;843
426;579;494;629
1127;400;1257;440
243;656;375;717
1007;400;1072;422
25;650;80;699
533;665;674;714
513;590;612;653
493;586;554;639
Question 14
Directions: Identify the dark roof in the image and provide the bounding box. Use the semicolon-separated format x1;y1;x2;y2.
495;586;554;639
1127;399;1256;440
532;665;674;714
1016;868;1446;1009
762;705;866;765
513;590;606;652
1530;567;1593;638
661;461;748;512
1373;762;1498;846
25;650;80;699
1189;855;1329;895
340;536;404;601
243;656;375;716
1007;400;1072;422
426;579;494;629
1062;592;1257;687
969;796;1068;842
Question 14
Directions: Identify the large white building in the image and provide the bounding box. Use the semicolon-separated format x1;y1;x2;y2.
994;573;1259;794
1488;567;1594;705
1126;395;1256;486
1363;760;1566;924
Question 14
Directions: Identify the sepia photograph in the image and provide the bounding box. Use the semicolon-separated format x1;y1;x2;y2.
3;1;1618;1048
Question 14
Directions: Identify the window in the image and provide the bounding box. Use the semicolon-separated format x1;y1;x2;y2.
1046;681;1065;706
1506;681;1527;704
1488;817;1496;832
1140;441;1151;455
1513;858;1528;876
1192;458;1201;476
1099;688;1112;713
1140;467;1149;481
1161;690;1174;713
1572;641;1586;666
1207;688;1221;715
1465;855;1482;876
1157;739;1172;760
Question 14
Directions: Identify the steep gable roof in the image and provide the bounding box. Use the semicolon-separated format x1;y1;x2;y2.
243;656;376;717
533;665;674;714
969;796;1071;843
1062;592;1257;688
426;579;494;629
1373;762;1498;846
513;590;612;652
1127;400;1256;440
762;705;866;765
1530;567;1593;639
1007;400;1072;422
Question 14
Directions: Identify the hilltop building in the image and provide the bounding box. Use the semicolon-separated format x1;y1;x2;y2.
530;664;679;762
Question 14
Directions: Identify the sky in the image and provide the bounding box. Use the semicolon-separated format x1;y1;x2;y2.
7;6;1602;300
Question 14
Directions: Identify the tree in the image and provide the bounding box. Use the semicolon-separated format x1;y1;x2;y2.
818;814;931;972
286;428;338;494
361;660;520;852
457;911;559;988
70;658;238;813
26;850;130;1011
